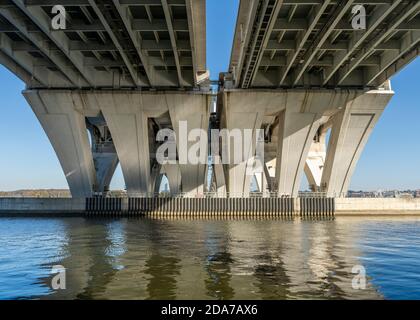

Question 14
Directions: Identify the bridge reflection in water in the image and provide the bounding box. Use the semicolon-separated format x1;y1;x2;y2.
14;216;414;300
5;217;420;299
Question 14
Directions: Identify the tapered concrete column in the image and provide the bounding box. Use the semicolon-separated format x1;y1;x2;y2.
166;93;209;197
213;156;226;197
304;125;328;192
86;120;119;194
254;171;269;196
162;164;182;195
96;93;153;197
23;90;96;198
150;162;162;194
274;92;349;197
264;159;276;193
321;89;394;197
93;153;118;192
220;91;267;197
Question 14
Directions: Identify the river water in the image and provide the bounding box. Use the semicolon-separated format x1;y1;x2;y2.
0;216;419;300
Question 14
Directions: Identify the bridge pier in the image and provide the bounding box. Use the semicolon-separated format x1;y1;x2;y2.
220;91;267;197
96;93;159;197
320;89;394;197
167;94;209;197
86;118;119;195
220;88;393;198
24;90;210;198
161;164;182;196
304;126;328;193
23;90;97;198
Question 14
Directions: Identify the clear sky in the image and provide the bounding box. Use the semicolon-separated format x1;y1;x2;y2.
0;0;419;192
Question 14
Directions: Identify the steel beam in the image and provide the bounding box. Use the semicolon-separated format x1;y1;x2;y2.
292;0;355;86
279;0;330;85
365;31;420;85
0;7;84;86
11;0;97;86
161;0;184;87
112;0;156;86
337;1;420;85
322;1;403;85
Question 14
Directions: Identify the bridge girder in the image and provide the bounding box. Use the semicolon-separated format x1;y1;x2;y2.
229;0;420;89
0;0;207;89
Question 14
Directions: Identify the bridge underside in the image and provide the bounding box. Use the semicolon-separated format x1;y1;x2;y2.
1;0;419;198
229;0;419;89
0;0;207;89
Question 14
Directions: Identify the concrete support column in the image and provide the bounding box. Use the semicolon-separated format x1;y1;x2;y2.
97;93;152;197
304;126;328;192
321;90;393;197
166;93;209;197
162;164;182;196
92;152;118;193
275;93;328;197
254;171;269;196
23;90;96;198
150;162;162;195
213;156;227;197
220;91;267;197
86;120;119;194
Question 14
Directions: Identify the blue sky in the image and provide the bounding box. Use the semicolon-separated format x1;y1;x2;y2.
0;0;419;191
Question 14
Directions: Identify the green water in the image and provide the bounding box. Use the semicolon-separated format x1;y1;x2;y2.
0;216;420;300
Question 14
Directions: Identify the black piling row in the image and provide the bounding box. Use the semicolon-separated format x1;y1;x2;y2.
85;197;334;218
126;197;295;217
85;197;122;217
299;197;335;218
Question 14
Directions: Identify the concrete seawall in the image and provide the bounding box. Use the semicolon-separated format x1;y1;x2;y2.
1;197;420;217
334;198;420;215
0;198;85;216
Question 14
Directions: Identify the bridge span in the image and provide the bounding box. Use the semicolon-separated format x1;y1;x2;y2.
217;0;419;197
0;0;419;198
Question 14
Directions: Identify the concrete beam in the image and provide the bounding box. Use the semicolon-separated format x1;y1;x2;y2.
247;0;283;88
11;0;97;86
373;44;419;86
